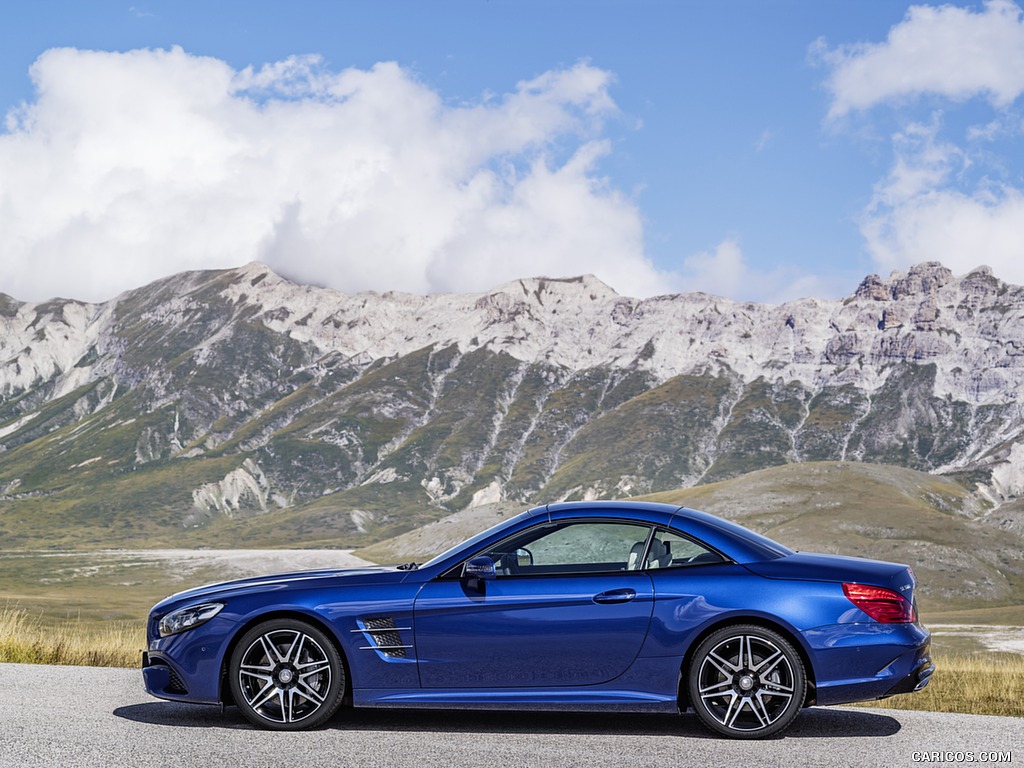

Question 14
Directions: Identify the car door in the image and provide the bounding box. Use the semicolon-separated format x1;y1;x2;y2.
413;520;656;688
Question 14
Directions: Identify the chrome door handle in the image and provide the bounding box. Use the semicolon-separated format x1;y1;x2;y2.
593;588;637;604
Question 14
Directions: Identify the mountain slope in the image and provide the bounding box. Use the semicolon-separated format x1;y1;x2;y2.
2;261;1024;548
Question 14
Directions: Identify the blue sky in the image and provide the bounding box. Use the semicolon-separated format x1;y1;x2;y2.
2;1;1023;304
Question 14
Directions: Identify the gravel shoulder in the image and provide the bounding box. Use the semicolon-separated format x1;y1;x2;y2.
1;663;1018;768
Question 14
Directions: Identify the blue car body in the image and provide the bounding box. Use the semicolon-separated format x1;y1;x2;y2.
143;501;933;737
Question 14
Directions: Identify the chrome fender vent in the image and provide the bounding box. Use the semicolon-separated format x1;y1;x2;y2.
353;617;412;659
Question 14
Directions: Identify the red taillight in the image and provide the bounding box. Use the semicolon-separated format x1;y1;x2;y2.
842;582;916;623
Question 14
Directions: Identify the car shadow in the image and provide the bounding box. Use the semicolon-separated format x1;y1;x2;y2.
113;703;901;739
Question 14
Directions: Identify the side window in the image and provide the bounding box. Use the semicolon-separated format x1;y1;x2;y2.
644;528;725;569
482;521;652;576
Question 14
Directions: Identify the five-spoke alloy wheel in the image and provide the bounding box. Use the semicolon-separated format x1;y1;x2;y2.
687;624;806;739
229;618;345;730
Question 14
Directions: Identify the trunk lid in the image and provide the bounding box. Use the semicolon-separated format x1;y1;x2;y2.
743;551;916;597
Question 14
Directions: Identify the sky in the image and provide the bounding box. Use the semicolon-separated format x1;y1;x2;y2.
1;0;1023;305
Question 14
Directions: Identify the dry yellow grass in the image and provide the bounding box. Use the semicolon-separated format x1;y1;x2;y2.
852;653;1023;718
0;608;143;668
0;608;1020;719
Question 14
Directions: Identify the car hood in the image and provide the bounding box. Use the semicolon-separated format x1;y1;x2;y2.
152;565;407;612
743;551;915;595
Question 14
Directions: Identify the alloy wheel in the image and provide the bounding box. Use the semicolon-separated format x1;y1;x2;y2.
688;625;805;739
229;619;345;730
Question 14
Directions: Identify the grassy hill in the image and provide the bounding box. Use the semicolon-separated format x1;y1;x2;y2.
639;462;1024;615
358;462;1024;617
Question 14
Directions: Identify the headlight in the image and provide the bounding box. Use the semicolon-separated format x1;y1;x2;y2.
158;602;225;637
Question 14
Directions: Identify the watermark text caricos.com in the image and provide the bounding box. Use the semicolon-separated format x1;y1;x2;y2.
912;752;1012;764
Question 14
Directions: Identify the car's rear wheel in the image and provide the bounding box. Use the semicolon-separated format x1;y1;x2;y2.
229;618;345;730
687;624;805;739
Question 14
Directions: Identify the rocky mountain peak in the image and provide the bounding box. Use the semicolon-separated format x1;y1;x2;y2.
854;273;889;301
513;274;620;303
855;261;957;302
888;261;955;299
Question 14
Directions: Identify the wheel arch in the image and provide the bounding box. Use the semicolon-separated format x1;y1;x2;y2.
676;615;818;710
218;609;352;707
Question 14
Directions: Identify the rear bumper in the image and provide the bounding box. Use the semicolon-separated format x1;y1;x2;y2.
803;622;932;706
880;647;934;697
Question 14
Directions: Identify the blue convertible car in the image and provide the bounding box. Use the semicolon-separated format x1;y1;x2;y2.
143;501;933;738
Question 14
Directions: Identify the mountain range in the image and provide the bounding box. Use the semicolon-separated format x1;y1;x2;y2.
2;260;1024;558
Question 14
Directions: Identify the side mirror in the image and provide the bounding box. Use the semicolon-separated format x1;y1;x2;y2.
463;555;497;580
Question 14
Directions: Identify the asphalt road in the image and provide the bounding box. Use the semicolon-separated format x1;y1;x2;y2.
0;663;1017;768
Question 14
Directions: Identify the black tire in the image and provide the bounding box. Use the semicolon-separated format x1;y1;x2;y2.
686;624;806;739
228;618;346;730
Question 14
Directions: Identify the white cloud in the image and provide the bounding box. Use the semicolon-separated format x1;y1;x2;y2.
861;118;1024;281
817;0;1024;119
0;47;666;303
680;239;837;304
755;129;775;152
814;2;1024;288
874;116;970;202
682;240;747;298
864;185;1024;281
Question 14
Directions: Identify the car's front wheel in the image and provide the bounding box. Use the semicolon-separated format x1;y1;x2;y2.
687;624;806;739
228;618;346;730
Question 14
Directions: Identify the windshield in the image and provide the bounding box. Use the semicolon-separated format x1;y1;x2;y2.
418;510;533;570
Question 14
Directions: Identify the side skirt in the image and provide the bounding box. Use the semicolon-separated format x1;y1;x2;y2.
353;687;679;713
353;655;683;713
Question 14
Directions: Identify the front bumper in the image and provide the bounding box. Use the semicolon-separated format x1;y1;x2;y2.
142;651;193;700
142;615;233;705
